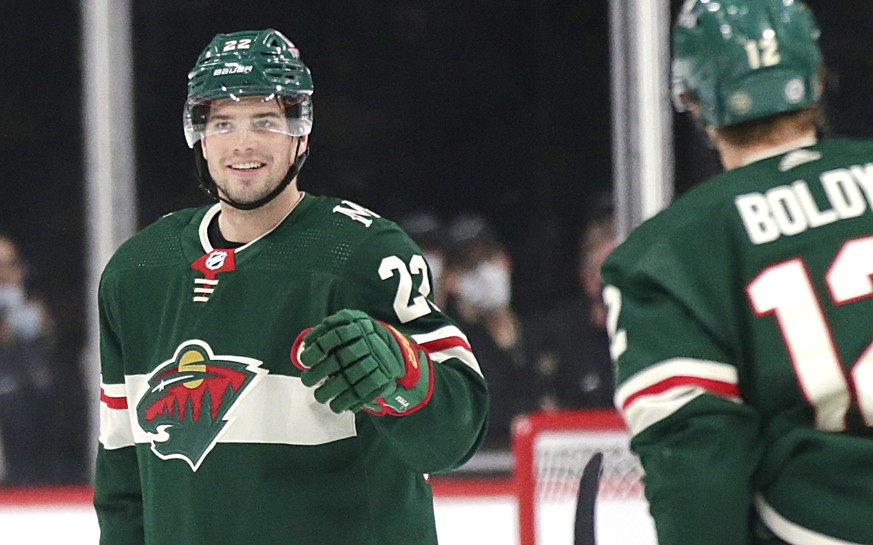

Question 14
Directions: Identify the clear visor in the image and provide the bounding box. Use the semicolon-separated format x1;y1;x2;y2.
183;93;312;148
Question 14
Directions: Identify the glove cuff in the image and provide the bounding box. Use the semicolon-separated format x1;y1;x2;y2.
363;323;434;416
290;327;314;371
380;322;421;389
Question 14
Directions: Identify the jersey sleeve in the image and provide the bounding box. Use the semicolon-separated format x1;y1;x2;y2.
603;230;762;545
93;269;145;545
338;227;489;474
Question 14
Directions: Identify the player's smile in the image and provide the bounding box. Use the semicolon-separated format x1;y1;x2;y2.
228;161;266;174
216;151;275;195
225;159;269;179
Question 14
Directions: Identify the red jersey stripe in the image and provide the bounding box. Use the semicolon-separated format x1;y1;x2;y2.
101;389;129;410
621;376;741;411
419;336;472;353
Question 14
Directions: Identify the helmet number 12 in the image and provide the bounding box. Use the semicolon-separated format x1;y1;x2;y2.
744;37;781;70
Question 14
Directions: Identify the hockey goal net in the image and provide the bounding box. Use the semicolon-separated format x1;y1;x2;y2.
512;409;656;545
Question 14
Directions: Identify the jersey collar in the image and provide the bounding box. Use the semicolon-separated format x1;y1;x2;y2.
197;193;307;254
738;135;819;167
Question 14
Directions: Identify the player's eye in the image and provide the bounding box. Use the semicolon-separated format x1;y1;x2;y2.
208;120;233;133
252;118;277;130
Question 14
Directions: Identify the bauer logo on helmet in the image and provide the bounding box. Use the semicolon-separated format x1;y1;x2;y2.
212;65;253;77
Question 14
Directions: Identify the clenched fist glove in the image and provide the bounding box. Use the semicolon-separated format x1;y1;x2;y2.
291;309;433;415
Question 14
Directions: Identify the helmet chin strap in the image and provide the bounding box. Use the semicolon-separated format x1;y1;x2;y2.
194;138;309;211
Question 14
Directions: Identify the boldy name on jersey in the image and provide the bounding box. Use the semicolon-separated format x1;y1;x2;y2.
735;162;873;245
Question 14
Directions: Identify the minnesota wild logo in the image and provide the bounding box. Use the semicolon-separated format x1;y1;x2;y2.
136;340;265;471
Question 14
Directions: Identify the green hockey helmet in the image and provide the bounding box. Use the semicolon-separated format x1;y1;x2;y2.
672;0;823;127
183;29;314;148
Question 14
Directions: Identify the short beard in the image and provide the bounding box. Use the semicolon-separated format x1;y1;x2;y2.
212;173;282;207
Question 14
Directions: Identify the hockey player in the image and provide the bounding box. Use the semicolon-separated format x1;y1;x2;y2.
94;29;488;545
604;1;873;544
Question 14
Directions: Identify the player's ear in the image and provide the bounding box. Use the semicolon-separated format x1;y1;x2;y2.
201;140;209;160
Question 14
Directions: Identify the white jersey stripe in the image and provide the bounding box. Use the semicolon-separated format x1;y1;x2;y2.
621;386;708;436
412;325;470;346
412;326;481;375
100;378;134;448
429;346;482;376
100;402;135;450
99;374;357;450
615;358;741;435
756;496;865;545
616;358;739;408
101;381;127;398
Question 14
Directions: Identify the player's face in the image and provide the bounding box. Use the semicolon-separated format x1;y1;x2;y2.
201;96;305;206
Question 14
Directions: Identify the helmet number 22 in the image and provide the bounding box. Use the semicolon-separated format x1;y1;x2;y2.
747;236;873;432
744;37;781;70
223;39;252;52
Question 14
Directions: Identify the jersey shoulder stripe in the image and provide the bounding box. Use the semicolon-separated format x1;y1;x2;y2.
615;358;740;435
412;325;482;376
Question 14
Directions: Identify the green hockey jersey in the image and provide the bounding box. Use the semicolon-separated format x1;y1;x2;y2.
94;194;488;545
603;138;873;545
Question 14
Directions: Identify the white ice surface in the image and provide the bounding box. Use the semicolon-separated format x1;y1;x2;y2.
0;496;655;545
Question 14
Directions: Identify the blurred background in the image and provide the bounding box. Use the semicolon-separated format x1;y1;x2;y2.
0;0;871;485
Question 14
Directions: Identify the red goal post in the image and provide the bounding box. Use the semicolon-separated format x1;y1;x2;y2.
512;409;655;545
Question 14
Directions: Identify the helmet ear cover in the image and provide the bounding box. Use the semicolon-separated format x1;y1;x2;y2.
671;0;823;127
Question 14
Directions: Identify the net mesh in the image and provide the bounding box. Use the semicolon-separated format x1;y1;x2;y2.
514;410;656;545
534;430;644;502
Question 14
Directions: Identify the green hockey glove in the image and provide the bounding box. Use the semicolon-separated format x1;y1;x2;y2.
291;309;433;415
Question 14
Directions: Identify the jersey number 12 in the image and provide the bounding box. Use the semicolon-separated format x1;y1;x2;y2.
747;236;873;431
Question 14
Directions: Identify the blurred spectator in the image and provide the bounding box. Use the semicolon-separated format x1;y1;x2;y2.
0;234;60;485
527;208;616;410
443;215;537;450
397;211;449;309
579;208;618;331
